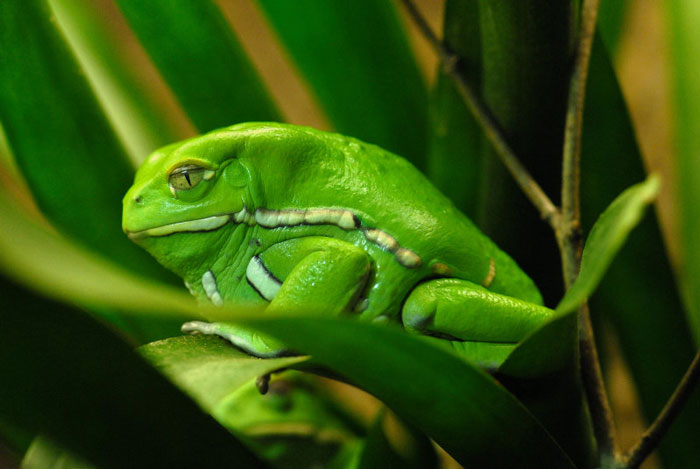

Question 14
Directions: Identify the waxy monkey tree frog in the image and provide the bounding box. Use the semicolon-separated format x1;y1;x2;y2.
123;123;552;366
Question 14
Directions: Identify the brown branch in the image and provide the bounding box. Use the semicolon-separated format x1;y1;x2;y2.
399;0;559;228
624;349;700;469
558;0;618;463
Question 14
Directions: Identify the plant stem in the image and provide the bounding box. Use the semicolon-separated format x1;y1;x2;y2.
624;349;700;469
558;0;618;463
399;0;559;229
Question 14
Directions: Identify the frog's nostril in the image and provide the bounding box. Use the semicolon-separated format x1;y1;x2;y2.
134;196;143;204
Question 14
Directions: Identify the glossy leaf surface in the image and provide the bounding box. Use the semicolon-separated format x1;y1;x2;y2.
240;317;575;468
140;335;308;409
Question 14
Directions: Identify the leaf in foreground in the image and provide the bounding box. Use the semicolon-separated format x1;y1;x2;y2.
140;335;308;409
239;317;575;468
0;0;175;283
0;275;263;469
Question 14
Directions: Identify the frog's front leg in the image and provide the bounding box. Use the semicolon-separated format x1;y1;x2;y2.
184;237;371;357
402;279;553;367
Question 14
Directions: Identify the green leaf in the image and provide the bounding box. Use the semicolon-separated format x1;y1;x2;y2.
240;317;575;468
426;0;483;217
497;175;660;467
48;0;184;161
0;275;264;469
0;0;175;284
472;0;575;306
357;410;437;469
582;36;700;469
557;175;660;316
0;189;197;319
215;372;364;468
668;0;700;341
256;0;428;168
597;0;630;55
22;436;94;469
499;312;578;378
115;0;281;133
140;335;308;409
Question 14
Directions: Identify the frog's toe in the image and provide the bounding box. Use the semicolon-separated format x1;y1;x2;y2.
181;320;291;358
181;320;214;335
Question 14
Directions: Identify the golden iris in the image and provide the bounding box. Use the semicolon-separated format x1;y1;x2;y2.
169;165;205;191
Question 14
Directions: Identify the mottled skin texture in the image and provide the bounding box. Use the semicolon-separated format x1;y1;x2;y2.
123;123;552;366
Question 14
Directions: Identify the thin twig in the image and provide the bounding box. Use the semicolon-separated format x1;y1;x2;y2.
624;349;700;469
399;0;559;228
558;0;618;462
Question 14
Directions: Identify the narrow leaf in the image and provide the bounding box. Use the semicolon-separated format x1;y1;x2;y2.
241;317;575;468
0;0;176;284
48;0;185;161
582;36;700;469
256;0;428;168
473;0;575;305
426;0;483;217
557;175;660;316
116;0;281;132
597;0;630;55
22;436;94;469
668;0;700;341
0;276;264;469
0;190;197;319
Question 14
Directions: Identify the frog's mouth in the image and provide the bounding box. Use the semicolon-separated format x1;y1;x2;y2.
125;208;255;240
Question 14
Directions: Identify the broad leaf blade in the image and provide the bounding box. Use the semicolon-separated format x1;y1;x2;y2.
241;317;575;468
0;276;264;469
0;0;175;283
140;335;307;409
256;0;428;168
116;0;281;132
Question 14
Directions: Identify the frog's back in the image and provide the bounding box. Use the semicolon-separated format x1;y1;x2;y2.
224;123;542;305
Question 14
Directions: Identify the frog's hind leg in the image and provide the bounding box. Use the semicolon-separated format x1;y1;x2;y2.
401;279;553;367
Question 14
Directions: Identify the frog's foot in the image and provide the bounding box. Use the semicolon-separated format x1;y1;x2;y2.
402;279;553;367
182;321;291;358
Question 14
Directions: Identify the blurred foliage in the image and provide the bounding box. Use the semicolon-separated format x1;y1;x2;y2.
0;0;698;468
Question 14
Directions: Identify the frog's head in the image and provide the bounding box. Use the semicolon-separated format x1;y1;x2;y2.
123;125;259;276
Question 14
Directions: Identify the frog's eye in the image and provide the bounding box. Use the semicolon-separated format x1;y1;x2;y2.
168;165;206;192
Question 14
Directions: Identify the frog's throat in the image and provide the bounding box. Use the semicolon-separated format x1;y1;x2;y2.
128;206;422;269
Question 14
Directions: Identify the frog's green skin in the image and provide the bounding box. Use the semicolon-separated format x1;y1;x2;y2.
123;123;552;366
